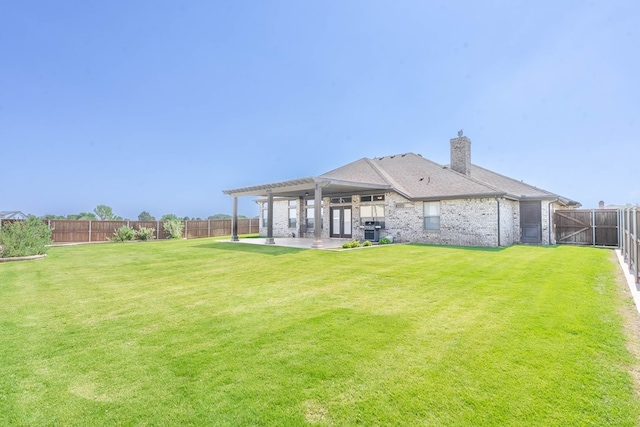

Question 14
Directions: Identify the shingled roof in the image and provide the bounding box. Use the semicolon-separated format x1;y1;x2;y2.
319;152;578;205
223;140;579;207
467;164;568;201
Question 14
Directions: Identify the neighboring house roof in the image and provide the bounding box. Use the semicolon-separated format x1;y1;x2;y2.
0;211;27;219
223;147;579;207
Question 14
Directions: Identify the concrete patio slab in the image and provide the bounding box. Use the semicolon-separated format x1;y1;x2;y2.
223;237;354;250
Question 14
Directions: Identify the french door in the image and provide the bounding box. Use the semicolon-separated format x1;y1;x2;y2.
330;206;352;238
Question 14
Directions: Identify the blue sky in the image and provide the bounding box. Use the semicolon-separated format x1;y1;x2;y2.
1;1;638;219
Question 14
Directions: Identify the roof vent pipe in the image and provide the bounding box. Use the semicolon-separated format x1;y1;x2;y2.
450;135;471;176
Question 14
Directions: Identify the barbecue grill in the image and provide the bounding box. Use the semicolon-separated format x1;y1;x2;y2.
363;220;382;242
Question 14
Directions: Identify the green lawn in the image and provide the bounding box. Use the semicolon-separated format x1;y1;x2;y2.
1;240;638;426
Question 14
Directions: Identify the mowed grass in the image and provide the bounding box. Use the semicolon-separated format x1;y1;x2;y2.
1;240;638;426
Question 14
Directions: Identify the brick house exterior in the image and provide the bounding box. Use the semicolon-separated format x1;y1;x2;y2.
224;136;579;248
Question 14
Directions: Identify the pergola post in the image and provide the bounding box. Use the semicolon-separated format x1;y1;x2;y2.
231;196;239;241
266;190;275;244
311;182;323;248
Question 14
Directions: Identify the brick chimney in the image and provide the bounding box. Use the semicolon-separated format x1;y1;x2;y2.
450;135;471;176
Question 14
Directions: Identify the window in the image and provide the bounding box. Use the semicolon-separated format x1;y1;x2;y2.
360;195;386;226
261;202;268;227
360;194;385;202
305;200;314;229
360;204;385;219
424;201;440;230
305;199;323;229
288;200;297;228
360;203;385;228
330;197;352;204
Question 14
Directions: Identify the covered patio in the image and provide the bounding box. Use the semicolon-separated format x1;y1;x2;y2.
222;176;389;249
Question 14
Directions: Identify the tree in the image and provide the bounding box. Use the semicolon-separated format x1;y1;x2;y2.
94;205;115;220
161;214;179;221
42;214;65;220
208;213;247;220
138;211;156;221
209;214;231;219
77;212;97;220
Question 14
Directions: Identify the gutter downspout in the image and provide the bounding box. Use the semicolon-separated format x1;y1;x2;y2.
496;197;501;247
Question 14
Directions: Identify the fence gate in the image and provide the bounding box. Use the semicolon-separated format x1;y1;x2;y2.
554;209;618;247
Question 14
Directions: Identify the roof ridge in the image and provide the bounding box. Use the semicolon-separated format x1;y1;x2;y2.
365;157;412;198
319;157;385;184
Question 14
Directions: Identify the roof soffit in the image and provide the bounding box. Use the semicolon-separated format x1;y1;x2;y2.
222;176;391;198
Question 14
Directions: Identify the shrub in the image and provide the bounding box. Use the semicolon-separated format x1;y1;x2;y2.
363;240;372;246
164;219;184;239
0;216;52;257
110;225;136;242
378;237;392;245
342;239;361;249
136;227;156;241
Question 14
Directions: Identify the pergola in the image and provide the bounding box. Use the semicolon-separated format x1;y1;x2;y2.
223;177;390;248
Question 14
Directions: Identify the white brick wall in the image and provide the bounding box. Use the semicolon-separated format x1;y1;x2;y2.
259;199;293;237
260;197;332;238
259;193;560;247
383;194;504;246
499;199;517;246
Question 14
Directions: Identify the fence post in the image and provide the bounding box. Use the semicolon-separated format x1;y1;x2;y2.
591;209;596;246
634;207;639;288
184;220;188;239
157;220;160;240
628;209;633;264
89;220;92;242
618;209;623;251
208;219;211;237
628;208;632;263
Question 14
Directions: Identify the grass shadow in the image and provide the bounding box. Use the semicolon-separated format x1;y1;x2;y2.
195;241;305;256
408;243;509;252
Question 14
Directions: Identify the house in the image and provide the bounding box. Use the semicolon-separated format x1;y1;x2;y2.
223;135;579;248
0;211;27;219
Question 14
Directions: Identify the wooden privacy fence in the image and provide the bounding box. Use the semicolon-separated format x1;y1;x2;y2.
0;218;259;244
554;209;619;247
619;207;640;287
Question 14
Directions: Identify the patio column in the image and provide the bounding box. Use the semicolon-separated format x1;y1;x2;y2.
311;183;323;248
266;190;275;244
231;196;239;241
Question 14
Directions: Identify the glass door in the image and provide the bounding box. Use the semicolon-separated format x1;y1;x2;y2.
330;207;352;238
